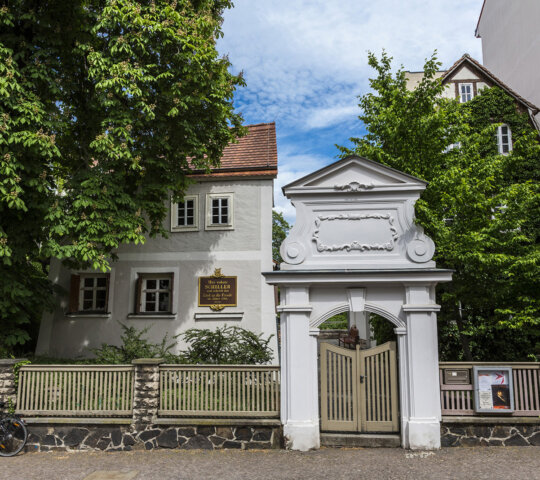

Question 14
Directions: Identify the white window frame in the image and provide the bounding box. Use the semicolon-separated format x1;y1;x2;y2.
205;193;234;230
79;274;109;312
459;83;474;103
138;273;173;314
496;124;513;155
171;194;199;232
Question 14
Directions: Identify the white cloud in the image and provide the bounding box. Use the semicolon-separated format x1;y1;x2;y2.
217;0;484;226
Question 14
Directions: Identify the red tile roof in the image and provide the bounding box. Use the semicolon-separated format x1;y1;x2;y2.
190;122;278;179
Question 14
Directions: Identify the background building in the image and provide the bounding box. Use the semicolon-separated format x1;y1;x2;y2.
475;0;540;122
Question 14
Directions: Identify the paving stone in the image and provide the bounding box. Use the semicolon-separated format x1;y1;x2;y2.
83;471;139;480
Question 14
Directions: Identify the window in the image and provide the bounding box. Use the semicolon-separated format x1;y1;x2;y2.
136;273;173;314
68;274;110;313
459;83;474;103
171;195;199;232
496;124;512;154
205;193;234;230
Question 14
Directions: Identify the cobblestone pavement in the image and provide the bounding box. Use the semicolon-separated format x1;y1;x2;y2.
2;447;540;480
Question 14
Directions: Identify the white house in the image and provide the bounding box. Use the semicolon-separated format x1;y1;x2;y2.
406;54;540;148
36;123;279;359
475;0;540;124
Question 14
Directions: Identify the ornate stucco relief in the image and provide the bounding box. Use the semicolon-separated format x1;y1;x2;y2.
334;181;374;191
312;213;399;253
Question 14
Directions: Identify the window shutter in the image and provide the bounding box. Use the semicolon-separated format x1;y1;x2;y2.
69;274;80;313
168;273;174;313
105;273;111;312
135;275;142;314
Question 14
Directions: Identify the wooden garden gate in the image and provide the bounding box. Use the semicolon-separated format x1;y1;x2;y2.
320;341;399;433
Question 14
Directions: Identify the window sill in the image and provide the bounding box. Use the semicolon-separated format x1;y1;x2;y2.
65;313;111;319
204;224;234;231
194;312;243;321
127;313;177;320
171;226;200;232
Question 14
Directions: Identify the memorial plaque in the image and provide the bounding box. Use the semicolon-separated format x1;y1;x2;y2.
198;268;237;311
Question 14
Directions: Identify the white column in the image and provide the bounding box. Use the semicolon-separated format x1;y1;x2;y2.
277;286;318;451
402;285;442;450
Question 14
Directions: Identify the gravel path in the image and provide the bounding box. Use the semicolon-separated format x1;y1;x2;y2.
2;447;540;480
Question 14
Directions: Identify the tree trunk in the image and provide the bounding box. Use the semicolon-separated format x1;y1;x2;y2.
454;302;473;361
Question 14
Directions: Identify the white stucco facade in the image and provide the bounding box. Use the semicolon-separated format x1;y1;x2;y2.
476;0;540;122
36;177;278;359
264;157;452;451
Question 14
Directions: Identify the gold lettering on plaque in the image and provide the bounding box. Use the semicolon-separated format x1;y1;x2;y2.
198;269;237;309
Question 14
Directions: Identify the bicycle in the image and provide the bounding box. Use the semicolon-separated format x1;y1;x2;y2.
0;401;27;456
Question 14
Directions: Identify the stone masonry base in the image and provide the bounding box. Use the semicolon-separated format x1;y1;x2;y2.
441;422;540;447
26;424;283;452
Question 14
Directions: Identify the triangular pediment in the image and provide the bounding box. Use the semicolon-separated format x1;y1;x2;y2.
283;156;426;195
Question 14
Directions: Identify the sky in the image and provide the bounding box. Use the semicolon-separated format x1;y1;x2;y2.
217;0;484;223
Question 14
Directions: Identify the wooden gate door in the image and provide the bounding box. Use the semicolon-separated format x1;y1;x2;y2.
320;341;399;433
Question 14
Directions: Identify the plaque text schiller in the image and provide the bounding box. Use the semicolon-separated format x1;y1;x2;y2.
198;271;237;310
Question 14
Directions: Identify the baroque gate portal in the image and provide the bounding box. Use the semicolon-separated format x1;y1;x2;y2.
320;342;399;433
264;156;452;451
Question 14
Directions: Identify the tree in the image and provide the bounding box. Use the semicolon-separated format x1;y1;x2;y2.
272;210;290;264
0;1;244;351
340;51;539;361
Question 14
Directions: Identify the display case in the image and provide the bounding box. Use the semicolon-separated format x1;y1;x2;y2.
473;366;514;413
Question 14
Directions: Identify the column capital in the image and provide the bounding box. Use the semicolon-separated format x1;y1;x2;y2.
277;305;313;313
402;304;441;313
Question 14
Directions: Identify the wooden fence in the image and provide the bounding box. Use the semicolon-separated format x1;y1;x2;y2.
16;365;134;417
439;362;540;417
158;365;281;418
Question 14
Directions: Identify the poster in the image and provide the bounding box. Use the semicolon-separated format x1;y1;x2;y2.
473;367;513;413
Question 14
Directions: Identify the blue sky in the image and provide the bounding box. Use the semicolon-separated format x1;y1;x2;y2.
217;1;483;223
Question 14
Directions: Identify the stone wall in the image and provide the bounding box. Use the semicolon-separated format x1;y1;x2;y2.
26;424;282;452
442;422;540;447
0;358;25;407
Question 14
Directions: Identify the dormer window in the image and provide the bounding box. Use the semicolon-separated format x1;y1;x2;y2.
496;124;512;155
459;83;474;103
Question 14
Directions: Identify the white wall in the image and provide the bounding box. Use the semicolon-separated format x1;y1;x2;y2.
36;178;278;361
477;0;540;117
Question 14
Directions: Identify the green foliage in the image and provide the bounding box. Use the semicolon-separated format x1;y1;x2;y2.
272;210;290;264
90;323;274;365
341;51;540;361
319;313;348;330
91;322;179;364
0;1;244;351
369;314;396;345
179;325;274;365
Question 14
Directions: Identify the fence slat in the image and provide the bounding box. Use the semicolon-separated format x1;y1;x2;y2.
157;365;280;418
16;365;134;418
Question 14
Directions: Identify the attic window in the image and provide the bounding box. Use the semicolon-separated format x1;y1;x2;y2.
459;83;474;103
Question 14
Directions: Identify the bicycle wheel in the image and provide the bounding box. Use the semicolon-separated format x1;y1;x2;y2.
0;417;27;457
